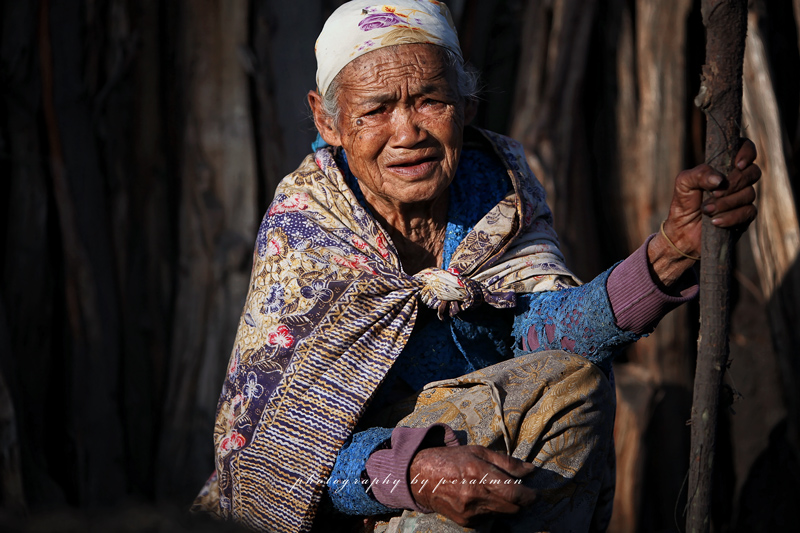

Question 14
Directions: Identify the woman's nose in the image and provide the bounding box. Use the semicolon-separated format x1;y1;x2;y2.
389;108;427;147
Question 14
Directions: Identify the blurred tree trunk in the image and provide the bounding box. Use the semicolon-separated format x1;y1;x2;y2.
155;0;257;501
741;0;800;483
510;0;602;280
609;364;655;532
617;0;694;390
457;0;524;134
249;0;327;207
41;0;128;505
0;0;57;509
100;0;173;500
609;0;697;528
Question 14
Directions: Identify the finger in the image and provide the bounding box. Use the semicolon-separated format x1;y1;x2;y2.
704;186;756;217
455;481;535;518
710;204;758;228
470;446;536;478
674;165;724;199
735;138;757;169
472;494;523;516
427;475;535;525
715;163;761;198
489;476;538;507
466;463;537;507
460;450;537;506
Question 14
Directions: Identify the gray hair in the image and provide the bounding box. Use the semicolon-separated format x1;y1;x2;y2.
320;46;480;126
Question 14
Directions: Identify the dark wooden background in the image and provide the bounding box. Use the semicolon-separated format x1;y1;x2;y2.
2;0;799;531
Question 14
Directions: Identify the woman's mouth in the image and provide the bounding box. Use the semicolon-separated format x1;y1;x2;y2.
387;156;440;177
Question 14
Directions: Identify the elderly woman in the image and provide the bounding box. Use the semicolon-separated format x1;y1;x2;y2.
194;1;760;532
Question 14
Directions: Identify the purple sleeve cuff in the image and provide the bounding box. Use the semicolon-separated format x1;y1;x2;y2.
608;234;699;334
365;424;460;512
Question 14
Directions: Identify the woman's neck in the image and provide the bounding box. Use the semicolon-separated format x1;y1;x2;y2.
362;188;449;275
337;150;450;274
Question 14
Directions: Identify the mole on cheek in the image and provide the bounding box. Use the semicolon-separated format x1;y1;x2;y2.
356;119;364;126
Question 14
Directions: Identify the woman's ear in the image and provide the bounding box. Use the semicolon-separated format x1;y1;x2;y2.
308;90;342;146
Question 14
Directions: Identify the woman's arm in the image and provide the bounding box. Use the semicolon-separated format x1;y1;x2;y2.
512;235;696;373
326;424;460;515
513;140;760;371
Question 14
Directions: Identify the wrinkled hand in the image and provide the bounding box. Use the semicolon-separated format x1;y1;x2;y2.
651;139;761;285
409;445;537;527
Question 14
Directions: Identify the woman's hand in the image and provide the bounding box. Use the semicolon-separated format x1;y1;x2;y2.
409;445;537;527
649;139;761;287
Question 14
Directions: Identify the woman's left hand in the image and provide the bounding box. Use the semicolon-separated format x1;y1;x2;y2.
650;139;761;286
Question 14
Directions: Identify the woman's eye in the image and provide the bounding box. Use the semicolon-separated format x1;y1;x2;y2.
422;98;446;109
355;107;384;125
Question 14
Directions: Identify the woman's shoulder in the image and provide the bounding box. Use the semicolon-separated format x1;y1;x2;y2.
272;148;345;197
464;127;526;159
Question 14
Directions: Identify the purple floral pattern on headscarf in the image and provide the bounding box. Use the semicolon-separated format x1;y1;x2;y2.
359;12;404;31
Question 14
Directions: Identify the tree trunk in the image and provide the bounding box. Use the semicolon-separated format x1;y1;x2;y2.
622;3;697;530
156;0;258;502
609;364;656;532
250;0;327;204
741;4;800;471
688;1;748;531
601;1;696;528
0;0;56;508
510;0;602;280
41;0;129;505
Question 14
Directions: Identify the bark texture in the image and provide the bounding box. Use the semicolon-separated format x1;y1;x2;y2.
688;1;748;531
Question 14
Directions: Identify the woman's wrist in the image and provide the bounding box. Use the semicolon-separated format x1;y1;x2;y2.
646;230;697;289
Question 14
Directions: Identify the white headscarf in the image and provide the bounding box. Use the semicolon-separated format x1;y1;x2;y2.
315;0;462;96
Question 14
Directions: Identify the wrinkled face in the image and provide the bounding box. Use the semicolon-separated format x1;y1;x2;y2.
317;44;471;209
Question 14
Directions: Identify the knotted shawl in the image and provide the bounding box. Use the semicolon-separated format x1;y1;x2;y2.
211;129;577;532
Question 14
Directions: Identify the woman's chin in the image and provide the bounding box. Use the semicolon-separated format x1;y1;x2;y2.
386;182;451;208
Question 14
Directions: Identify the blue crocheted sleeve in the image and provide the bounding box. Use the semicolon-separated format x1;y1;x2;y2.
326;427;396;515
512;265;642;375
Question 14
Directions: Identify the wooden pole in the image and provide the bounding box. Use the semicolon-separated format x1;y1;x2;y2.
687;1;748;531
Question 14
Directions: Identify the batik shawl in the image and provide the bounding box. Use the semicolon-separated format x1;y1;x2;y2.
212;129;578;532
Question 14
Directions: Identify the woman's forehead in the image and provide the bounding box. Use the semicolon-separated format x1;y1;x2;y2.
336;45;456;99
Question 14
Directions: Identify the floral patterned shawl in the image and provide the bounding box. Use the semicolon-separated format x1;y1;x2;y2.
211;128;577;532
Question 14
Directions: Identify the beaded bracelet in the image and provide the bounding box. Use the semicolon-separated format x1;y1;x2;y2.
660;220;700;261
